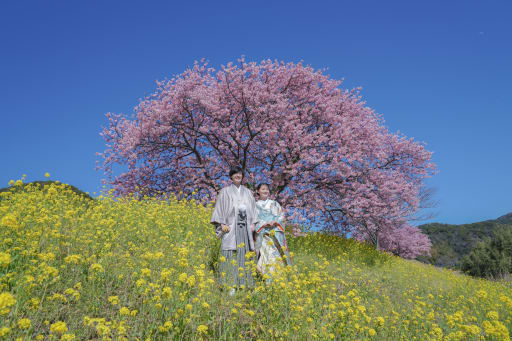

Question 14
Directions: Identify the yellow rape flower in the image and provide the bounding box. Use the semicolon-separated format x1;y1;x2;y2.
50;321;68;334
462;324;481;335
0;292;16;315
89;263;104;273
0;253;10;267
158;321;173;333
64;288;80;300
64;255;81;264
30;297;40;309
17;318;31;329
376;316;385;326
117;324;127;335
187;275;196;287
162;287;172;298
108;296;119;305
160;269;172;281
197;324;208;334
1;214;18;229
50;293;67;302
0;327;11;337
178;273;188;283
476;289;488;299
486;311;499;321
96;324;110;336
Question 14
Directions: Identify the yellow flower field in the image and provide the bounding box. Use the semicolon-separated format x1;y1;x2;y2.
0;178;511;340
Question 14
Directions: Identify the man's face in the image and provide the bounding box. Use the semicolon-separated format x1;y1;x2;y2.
231;172;242;185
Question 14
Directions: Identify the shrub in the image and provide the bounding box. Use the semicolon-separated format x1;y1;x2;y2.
461;225;512;279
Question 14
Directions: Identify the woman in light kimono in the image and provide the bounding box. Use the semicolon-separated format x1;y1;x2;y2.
210;166;259;295
254;183;292;279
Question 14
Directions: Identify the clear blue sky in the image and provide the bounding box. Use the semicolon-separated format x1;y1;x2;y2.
1;0;510;225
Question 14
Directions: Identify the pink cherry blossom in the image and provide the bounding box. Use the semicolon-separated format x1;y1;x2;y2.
97;57;436;258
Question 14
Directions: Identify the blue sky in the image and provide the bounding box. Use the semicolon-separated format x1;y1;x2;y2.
1;0;510;225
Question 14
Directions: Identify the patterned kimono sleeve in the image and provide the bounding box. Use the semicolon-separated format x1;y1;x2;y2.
275;201;285;226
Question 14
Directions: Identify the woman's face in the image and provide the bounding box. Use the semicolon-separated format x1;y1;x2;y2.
231;172;243;186
258;185;270;200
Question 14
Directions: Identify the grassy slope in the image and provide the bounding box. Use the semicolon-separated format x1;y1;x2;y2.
0;181;511;340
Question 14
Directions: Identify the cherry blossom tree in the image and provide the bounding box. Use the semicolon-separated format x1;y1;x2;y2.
97;57;436;258
376;224;432;259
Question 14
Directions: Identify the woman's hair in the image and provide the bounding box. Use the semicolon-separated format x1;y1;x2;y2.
256;183;270;191
229;165;243;179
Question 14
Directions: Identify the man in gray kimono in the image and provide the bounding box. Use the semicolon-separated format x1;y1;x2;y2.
210;166;259;294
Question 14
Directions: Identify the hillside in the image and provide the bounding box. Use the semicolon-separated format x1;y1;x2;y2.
497;212;512;224
417;214;512;269
0;179;511;340
0;180;94;201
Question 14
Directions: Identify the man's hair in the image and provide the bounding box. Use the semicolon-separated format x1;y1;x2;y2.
229;166;243;179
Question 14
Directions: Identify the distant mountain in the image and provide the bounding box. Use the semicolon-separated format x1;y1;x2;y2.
496;212;512;224
416;213;512;269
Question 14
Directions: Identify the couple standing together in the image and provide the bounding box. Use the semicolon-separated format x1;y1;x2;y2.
210;166;292;294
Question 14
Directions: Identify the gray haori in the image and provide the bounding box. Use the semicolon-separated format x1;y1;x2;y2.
210;184;258;251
